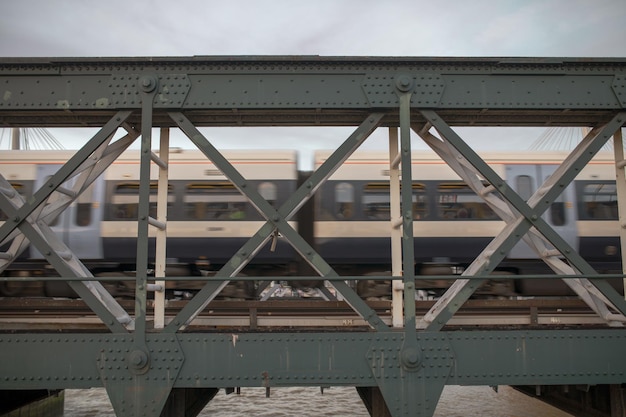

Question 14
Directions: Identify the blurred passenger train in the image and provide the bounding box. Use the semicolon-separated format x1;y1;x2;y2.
0;149;298;298
0;148;622;299
314;150;621;297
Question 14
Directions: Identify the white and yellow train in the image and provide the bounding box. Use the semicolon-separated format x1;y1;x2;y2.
0;148;621;298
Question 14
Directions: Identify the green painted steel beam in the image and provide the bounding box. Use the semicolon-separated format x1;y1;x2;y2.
4;328;625;416
130;76;159;357
1;329;625;389
397;86;416;325
0;57;624;129
0;71;621;110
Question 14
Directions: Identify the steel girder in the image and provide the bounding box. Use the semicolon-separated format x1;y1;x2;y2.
0;56;626;417
1;330;626;416
1;56;625;127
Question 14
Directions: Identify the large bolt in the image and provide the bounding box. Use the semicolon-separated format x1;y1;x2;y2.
401;347;421;370
128;349;149;370
395;75;414;92
139;76;157;93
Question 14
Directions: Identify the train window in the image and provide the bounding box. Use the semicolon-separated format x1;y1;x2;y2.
516;175;534;201
258;182;277;206
549;204;566;225
437;182;496;220
43;176;61;227
75;183;95;226
335;182;354;219
549;195;566;226
540;175;566;226
112;182;173;220
184;182;247;220
0;182;24;221
362;182;427;220
582;183;618;220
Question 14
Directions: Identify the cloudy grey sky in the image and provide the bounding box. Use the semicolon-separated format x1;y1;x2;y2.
1;0;625;165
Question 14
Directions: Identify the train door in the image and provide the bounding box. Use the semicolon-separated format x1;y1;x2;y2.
506;164;578;259
30;164;104;260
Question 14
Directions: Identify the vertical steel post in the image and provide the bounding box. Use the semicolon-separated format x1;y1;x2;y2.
389;127;403;328
154;128;169;328
135;76;157;352
396;76;416;334
613;128;626;299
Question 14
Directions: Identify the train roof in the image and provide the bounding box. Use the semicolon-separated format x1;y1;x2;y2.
314;149;617;164
0;148;299;181
0;148;298;163
314;150;618;181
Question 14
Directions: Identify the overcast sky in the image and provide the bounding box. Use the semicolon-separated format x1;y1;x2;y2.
1;0;625;165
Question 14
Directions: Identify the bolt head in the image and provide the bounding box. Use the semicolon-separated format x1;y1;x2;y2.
128;350;149;370
401;347;421;370
139;76;157;92
395;75;414;92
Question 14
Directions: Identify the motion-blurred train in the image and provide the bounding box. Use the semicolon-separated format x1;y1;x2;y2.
0;148;622;298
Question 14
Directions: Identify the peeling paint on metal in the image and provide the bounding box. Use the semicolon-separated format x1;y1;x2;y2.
56;100;70;109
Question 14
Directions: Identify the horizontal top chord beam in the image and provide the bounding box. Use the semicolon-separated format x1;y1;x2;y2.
0;56;624;129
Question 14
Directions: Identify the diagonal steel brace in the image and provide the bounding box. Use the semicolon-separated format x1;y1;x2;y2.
0;111;133;243
418;111;626;330
165;112;389;332
415;124;626;325
0;114;138;332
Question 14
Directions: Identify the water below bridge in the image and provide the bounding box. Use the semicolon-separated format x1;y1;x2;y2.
64;385;572;416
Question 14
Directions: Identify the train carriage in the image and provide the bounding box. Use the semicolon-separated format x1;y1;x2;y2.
0;149;299;297
313;150;622;297
101;149;298;272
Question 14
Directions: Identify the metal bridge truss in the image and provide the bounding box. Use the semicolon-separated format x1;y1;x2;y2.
1;57;626;417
